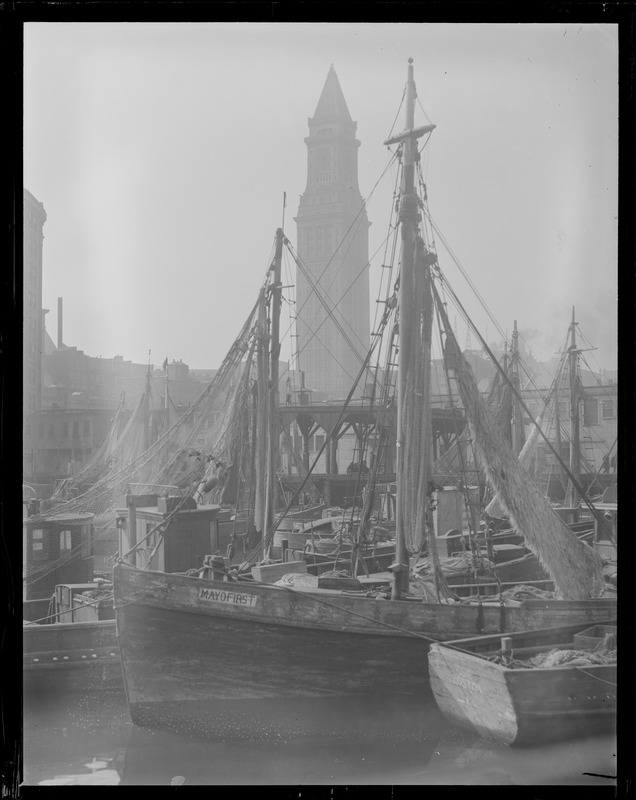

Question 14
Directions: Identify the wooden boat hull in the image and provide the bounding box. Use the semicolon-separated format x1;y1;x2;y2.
428;623;616;746
23;619;122;696
113;563;615;737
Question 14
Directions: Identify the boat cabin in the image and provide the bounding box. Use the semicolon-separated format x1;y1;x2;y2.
23;511;95;604
54;582;116;623
117;493;221;573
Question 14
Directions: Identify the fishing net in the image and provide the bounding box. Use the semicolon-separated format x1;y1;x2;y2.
27;299;262;581
49;395;134;502
529;648;616;668
434;286;605;601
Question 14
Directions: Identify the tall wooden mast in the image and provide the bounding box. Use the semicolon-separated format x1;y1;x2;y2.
255;289;269;555
142;363;152;453
263;228;284;557
553;374;567;496
164;366;171;432
566;306;581;507
511;320;525;457
384;58;435;599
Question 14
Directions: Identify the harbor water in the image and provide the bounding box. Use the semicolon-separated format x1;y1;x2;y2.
22;688;617;787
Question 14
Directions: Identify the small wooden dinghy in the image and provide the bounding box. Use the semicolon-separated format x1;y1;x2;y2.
428;621;616;746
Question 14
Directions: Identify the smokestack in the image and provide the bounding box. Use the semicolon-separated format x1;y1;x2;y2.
57;297;63;349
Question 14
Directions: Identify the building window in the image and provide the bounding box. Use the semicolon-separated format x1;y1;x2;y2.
81;524;93;558
83;421;90;436
583;398;599;427
73;421;79;436
63;422;69;437
38;424;44;438
601;399;616;419
312;434;326;452
48;425;54;438
145;521;157;549
59;529;72;553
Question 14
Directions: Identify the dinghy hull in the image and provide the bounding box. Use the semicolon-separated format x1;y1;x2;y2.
428;623;616;745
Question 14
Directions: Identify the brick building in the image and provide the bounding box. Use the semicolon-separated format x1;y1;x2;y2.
23;189;47;416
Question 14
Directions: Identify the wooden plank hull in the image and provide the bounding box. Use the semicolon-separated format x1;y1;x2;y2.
23;619;122;695
428;624;616;746
113;563;615;736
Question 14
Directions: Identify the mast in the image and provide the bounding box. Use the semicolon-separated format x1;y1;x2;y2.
499;344;512;446
263;228;284;558
511;321;525;456
164;364;171;431
553;371;567;498
384;58;435;599
254;289;269;555
142;364;152;453
565;306;581;507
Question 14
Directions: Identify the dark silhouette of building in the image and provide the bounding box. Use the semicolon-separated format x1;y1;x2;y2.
23;189;47;417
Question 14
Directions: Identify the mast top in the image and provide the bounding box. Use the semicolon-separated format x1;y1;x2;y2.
383;59;435;146
569;306;578;349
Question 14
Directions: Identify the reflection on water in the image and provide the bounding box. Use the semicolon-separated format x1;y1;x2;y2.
23;689;617;786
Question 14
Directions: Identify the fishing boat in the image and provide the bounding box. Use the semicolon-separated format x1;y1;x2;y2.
23;616;121;696
428;621;616;745
21;483;122;694
113;59;615;737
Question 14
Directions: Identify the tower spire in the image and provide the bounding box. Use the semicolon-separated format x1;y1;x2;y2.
312;65;353;122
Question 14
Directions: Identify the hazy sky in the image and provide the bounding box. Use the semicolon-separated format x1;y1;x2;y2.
24;22;618;373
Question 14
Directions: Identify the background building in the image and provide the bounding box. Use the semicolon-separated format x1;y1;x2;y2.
23;189;47;417
21;198;212;490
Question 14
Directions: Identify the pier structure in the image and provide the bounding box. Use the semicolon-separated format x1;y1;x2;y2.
277;400;467;506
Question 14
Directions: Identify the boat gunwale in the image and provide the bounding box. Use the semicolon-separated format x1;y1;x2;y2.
23;618;116;633
428;619;617;670
115;562;617;612
428;619;617;648
429;645;617;675
114;563;617;643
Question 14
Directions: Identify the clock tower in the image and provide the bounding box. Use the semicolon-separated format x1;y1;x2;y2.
295;66;370;400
